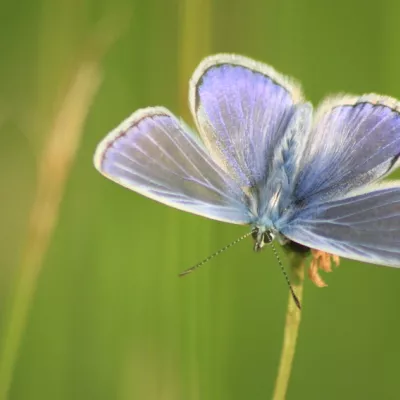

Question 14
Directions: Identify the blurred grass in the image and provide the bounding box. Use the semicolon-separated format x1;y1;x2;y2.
0;58;102;400
1;0;400;399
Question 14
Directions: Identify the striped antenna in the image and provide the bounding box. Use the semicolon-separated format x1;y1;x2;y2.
179;231;254;277
270;242;302;310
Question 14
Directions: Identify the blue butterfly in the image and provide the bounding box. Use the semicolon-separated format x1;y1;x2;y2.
94;54;400;282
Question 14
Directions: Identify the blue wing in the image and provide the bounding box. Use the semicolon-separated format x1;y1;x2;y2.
294;95;400;203
281;183;400;267
190;54;304;187
94;107;250;224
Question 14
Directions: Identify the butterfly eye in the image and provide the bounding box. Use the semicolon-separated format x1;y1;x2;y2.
252;228;274;252
263;231;274;244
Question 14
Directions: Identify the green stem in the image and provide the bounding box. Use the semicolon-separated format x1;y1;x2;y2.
272;252;306;400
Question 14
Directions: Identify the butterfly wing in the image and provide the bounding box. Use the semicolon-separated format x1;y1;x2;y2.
295;95;400;203
94;107;251;224
281;183;400;267
190;54;304;187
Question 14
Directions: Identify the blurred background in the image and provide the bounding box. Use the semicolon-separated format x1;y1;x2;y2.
1;0;400;399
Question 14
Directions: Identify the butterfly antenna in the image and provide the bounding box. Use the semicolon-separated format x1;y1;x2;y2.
270;242;302;310
179;231;254;277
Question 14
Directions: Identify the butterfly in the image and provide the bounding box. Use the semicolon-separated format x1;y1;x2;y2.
94;53;400;298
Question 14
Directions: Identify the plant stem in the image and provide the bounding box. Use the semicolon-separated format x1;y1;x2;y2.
272;251;306;400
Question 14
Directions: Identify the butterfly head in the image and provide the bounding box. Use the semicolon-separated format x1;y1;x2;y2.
252;227;275;252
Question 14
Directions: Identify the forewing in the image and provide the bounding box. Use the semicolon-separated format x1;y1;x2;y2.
295;95;400;202
281;183;400;267
94;107;250;224
190;54;304;187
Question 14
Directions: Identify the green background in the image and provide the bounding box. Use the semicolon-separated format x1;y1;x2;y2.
2;0;400;399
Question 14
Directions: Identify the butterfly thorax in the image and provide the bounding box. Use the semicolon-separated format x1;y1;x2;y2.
246;170;292;228
245;104;313;238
